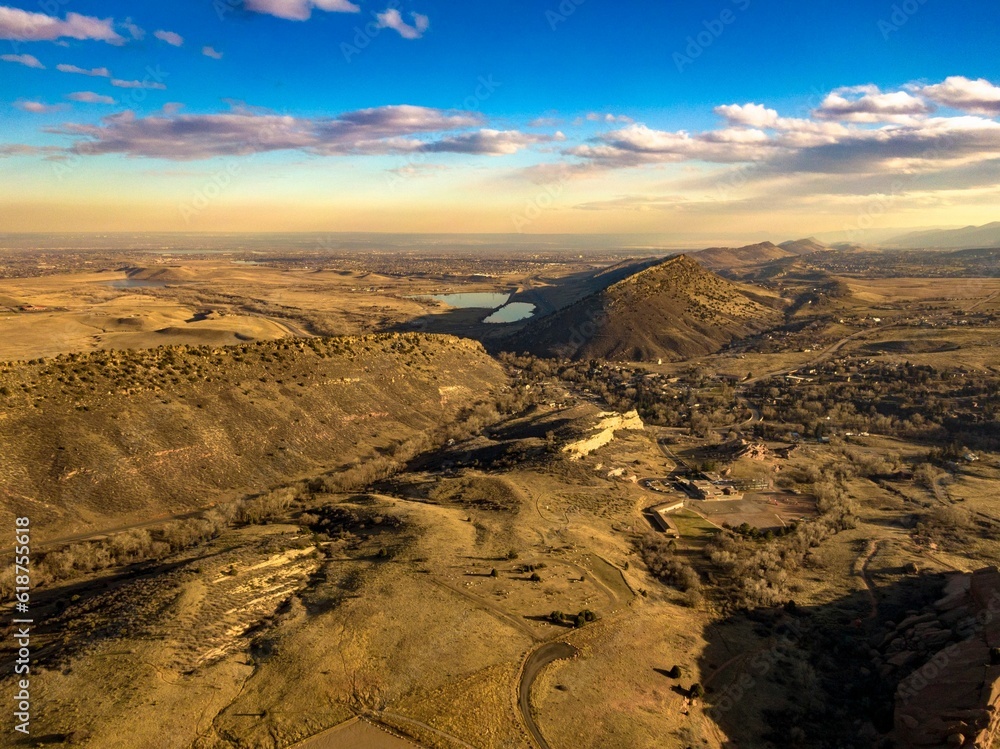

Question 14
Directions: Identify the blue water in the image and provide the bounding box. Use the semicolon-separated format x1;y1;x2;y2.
484;302;536;323
422;292;510;309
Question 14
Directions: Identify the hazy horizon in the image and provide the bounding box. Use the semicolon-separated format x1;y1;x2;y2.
2;1;1000;236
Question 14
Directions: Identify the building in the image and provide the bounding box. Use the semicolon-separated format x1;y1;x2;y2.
647;501;684;535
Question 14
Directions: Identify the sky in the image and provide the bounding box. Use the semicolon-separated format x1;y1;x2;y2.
0;0;999;241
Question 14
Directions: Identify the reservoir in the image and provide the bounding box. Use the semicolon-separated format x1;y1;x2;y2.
484;302;536;323
421;292;511;308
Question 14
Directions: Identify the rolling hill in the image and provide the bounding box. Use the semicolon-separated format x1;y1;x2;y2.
778;237;828;255
884;222;1000;250
692;241;797;270
692;238;828;272
123;265;199;282
506;254;784;362
0;333;505;538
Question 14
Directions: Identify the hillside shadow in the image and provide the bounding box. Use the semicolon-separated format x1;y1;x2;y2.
384;258;664;347
698;573;948;748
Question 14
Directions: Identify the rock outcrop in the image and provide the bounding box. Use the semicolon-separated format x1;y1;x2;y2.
890;567;1000;748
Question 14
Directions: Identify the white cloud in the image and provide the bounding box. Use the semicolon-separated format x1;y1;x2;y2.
423;129;553;155
813;86;933;123
57;63;110;77
919;76;1000;116
574;194;690;212
566;79;1000;181
0;6;123;44
376;9;429;39
714;103;780;129
66;91;115;104
111;78;167;90
714;103;849;146
1;52;43;68
153;29;183;47
568;123;778;167
0;143;62;157
245;0;359;21
573;112;634;126
16;100;65;113
53;104;551;161
202;46;223;60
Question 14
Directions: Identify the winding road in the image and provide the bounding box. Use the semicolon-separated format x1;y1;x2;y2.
518;642;579;749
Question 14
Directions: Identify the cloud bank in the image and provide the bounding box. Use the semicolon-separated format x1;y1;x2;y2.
564;77;1000;181
56;104;547;160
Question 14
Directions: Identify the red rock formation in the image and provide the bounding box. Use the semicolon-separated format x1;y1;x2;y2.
893;567;1000;748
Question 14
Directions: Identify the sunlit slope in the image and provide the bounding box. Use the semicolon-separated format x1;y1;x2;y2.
0;333;505;537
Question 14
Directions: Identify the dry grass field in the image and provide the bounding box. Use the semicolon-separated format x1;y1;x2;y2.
1;247;998;749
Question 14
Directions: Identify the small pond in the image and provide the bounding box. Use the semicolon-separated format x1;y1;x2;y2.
420;292;511;309
483;302;536;324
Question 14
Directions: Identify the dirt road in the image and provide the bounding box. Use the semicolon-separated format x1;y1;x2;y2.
518;641;578;749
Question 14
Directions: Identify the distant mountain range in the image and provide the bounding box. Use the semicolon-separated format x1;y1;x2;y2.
506;255;783;362
882;222;1000;250
691;237;828;270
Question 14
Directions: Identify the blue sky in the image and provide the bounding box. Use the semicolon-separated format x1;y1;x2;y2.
1;0;999;238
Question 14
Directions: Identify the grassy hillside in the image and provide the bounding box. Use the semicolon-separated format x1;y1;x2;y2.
507;255;784;362
691;241;797;270
0;333;506;538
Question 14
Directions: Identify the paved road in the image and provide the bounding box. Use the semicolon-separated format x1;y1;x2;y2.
744;324;903;385
518;642;578;749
